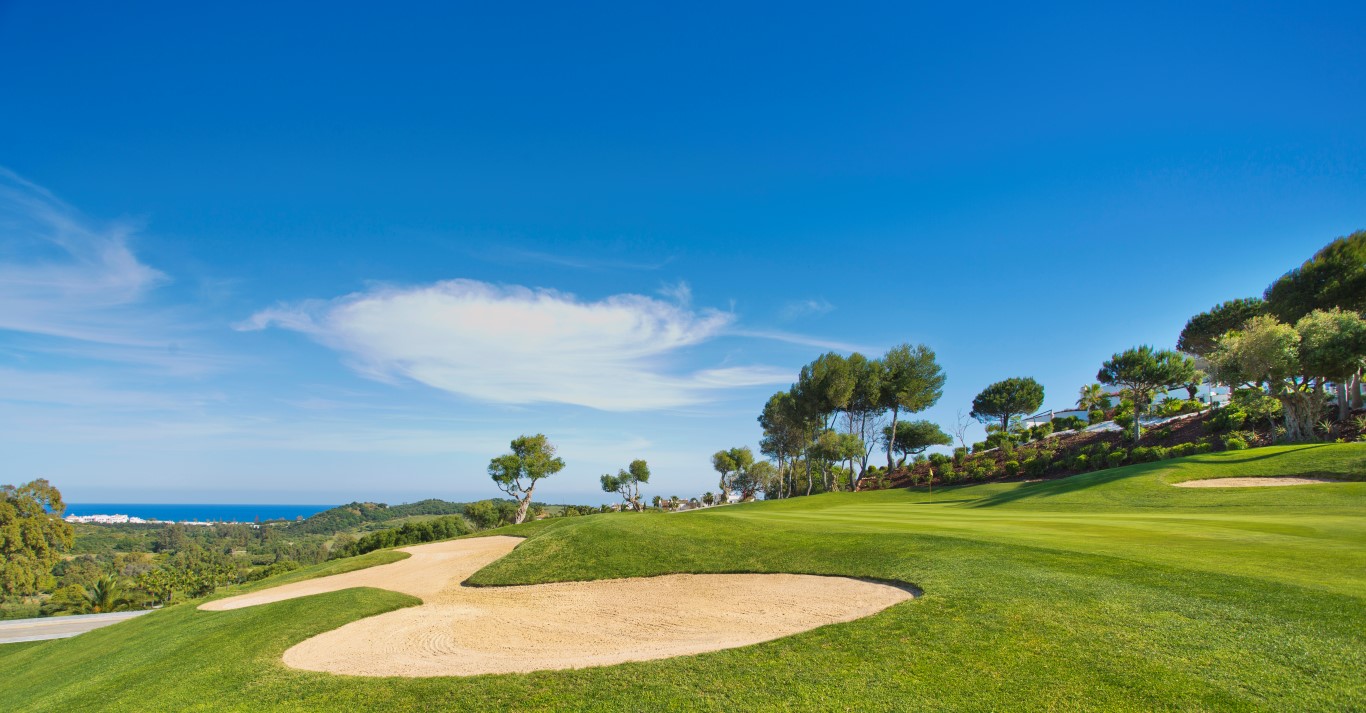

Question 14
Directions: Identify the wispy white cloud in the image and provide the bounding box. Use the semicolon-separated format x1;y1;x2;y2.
656;280;693;306
726;328;872;354
0;168;169;346
0;168;232;376
241;279;791;411
780;298;835;321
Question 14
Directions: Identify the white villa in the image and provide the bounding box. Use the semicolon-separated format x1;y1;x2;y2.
1023;382;1231;428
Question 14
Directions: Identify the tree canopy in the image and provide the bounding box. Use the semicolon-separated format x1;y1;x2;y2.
1097;347;1197;442
487;434;565;524
970;377;1044;434
1211;310;1366;441
1076;383;1108;412
1;479;74;597
881;420;952;467
878;344;946;470
1177;298;1266;358
601;459;650;511
712;447;755;502
1264;229;1366;321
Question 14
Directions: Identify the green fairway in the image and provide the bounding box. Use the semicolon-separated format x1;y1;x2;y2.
3;444;1363;711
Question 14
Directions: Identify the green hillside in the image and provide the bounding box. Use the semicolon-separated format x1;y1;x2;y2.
3;444;1363;711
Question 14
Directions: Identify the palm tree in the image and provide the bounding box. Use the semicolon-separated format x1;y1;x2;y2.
1077;383;1108;412
85;576;128;614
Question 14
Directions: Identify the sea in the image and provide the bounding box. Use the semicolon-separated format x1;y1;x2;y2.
63;503;337;524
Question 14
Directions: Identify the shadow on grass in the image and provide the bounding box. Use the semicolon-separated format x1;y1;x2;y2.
967;467;1147;508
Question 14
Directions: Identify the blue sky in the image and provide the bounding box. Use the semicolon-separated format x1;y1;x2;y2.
2;1;1363;505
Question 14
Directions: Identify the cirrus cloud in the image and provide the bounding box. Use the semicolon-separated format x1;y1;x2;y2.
0;168;168;345
240;279;792;411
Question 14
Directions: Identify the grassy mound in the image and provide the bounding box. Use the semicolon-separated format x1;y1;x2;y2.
3;444;1363;711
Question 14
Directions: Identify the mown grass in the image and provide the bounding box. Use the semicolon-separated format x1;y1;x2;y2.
2;443;1363;711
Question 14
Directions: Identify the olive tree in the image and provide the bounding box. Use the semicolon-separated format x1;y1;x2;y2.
1097;347;1197;443
600;459;650;511
1264;230;1366;412
487;434;565;524
1211;310;1366;442
711;446;754;503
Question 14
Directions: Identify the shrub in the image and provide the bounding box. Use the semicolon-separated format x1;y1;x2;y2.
1206;406;1247;433
1131;446;1162;463
1106;451;1127;468
937;464;955;480
1023;455;1050;477
1088;409;1106;424
1169;442;1195;458
337;515;473;558
985;431;1020;450
1029;422;1054;441
1155;398;1203;418
1003;460;1021;477
1224;436;1248;450
1151;426;1173;441
928;452;952;466
1070;454;1089;471
1232;388;1282;428
254;560;301;580
1194;441;1214;454
972;441;989;453
1052;416;1087;431
953;447;968;463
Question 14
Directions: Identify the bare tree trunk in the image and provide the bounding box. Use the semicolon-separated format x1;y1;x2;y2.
804;432;814;497
1280;390;1325;443
885;406;900;472
513;484;535;524
1352;370;1364;410
1339;383;1350;421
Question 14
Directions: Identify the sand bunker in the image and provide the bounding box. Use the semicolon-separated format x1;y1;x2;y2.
203;536;913;677
200;536;523;611
1173;477;1344;488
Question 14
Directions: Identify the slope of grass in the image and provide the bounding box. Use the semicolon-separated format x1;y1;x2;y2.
2;443;1363;712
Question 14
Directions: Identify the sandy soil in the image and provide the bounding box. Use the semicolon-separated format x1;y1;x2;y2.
1173;477;1344;488
203;536;913;677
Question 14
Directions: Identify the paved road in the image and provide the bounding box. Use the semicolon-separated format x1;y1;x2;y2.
0;610;151;644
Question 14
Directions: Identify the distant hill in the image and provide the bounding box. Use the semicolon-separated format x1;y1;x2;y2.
288;499;475;535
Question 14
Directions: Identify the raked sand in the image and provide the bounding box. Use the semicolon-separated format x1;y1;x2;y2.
201;535;913;677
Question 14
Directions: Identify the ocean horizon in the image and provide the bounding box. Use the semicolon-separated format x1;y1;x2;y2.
64;503;337;523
